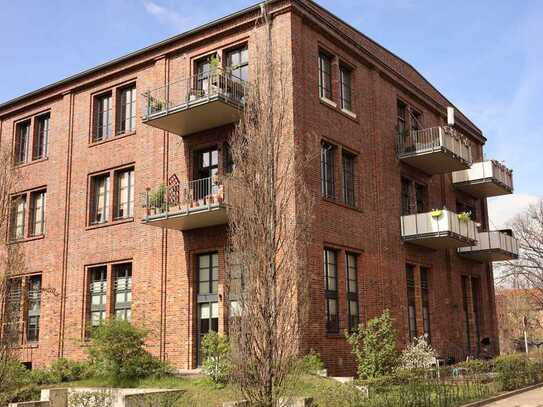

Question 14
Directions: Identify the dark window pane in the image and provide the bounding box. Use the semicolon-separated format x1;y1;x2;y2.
318;52;332;100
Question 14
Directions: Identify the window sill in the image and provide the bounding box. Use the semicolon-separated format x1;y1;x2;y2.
341;108;357;120
86;217;134;231
320;97;337;108
89;131;135;147
13;157;49;169
325;332;343;339
322;197;363;213
319;98;359;123
8;234;45;245
13;342;39;349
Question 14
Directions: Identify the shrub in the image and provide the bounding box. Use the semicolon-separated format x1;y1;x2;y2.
201;331;231;385
319;381;368;407
400;336;437;370
68;390;112;407
88;319;168;383
346;310;399;379
494;354;540;391
49;358;92;382
298;350;325;375
455;359;490;375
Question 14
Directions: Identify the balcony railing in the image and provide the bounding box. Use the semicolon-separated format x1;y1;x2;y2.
142;176;228;231
142;69;247;136
397;126;472;174
401;209;478;249
458;230;519;262
452;160;513;198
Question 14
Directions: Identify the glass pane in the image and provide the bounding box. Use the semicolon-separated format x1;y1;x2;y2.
200;303;210;319
199;254;210;268
199;282;209;295
211;302;219;318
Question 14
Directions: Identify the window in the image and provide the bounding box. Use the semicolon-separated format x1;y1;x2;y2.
226;46;249;82
26;276;41;342
401;177;412;216
3;278;22;342
342;152;356;207
114;169;134;219
346;253;359;332
461;275;471;352
14;120;30;165
420;267;431;341
30;190;46;237
228;252;244;316
397;101;406;137
321;143;335;199
10;195;26;241
406;264;417;341
415;183;427;214
117;85;136;135
195;55;214;94
195;148;219;200
471;277;482;354
90;174;110;224
318;52;332;100
411;110;422;132
93;92;113;142
114;264;132;322
224;143;234;174
324;249;338;333
198;253;219;296
340;65;352;111
33;114;49;160
89;266;107;327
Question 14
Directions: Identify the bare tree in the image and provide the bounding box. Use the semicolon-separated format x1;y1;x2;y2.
499;200;543;310
225;4;315;406
0;144;25;404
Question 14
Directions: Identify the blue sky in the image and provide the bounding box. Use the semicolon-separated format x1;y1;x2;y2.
0;0;541;225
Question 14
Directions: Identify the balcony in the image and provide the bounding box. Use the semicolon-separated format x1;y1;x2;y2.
401;209;478;249
397;126;472;174
452;160;513;198
142;177;228;231
142;69;247;136
458;230;519;262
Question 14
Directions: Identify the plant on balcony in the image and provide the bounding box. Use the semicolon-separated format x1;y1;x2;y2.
457;211;472;222
148;185;166;214
430;209;443;218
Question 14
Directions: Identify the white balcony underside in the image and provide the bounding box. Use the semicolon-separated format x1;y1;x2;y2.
143;96;242;136
458;231;519;263
452;161;513;198
143;204;227;231
399;149;470;174
453;179;512;198
458;248;518;263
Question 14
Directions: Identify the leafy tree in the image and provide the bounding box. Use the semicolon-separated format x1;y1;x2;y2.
345;310;399;379
400;336;437;370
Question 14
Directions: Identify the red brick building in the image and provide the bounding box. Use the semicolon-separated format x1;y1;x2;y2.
0;0;517;375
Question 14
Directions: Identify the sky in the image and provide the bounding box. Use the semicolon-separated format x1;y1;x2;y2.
0;0;541;227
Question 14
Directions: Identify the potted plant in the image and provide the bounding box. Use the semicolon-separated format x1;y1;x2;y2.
457;211;471;222
431;209;443;219
149;184;166;214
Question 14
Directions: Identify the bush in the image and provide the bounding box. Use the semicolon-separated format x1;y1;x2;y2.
494;354;540;391
201;331;230;385
49;358;92;383
88;319;169;383
455;359;490;375
298;350;325;375
346;310;399;379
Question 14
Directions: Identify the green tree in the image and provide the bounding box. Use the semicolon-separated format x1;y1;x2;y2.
345;310;399;379
201;331;231;385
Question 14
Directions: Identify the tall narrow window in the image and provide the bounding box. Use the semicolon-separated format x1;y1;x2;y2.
114;263;132;322
226;46;249;82
461;275;472;352
346;253;359;332
91;174;110;224
94;92;113;141
114;169;134;219
324;249;338;333
14;121;30;165
471;277;482;354
89;266;107;327
195;56;214;95
197;253;219;366
5;279;22;342
406;264;417;341
411;110;422;132
30;190;46;237
401;178;412;216
415;183;427;214
33;113;50;160
420;267;431;341
340;65;352;111
321;143;335;199
397;101;406;137
318;52;332;100
342;152;356;207
117;85;136;135
10;195;26;241
26;276;41;342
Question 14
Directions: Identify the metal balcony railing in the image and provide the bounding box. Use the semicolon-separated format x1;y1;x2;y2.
458;230;519;261
397;126;472;164
452;160;513;193
142;69;248;120
142;176;226;220
401;209;478;248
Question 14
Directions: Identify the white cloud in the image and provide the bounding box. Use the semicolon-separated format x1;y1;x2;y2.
487;194;541;230
143;1;193;32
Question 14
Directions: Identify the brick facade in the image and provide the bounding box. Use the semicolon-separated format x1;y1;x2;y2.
0;0;501;376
